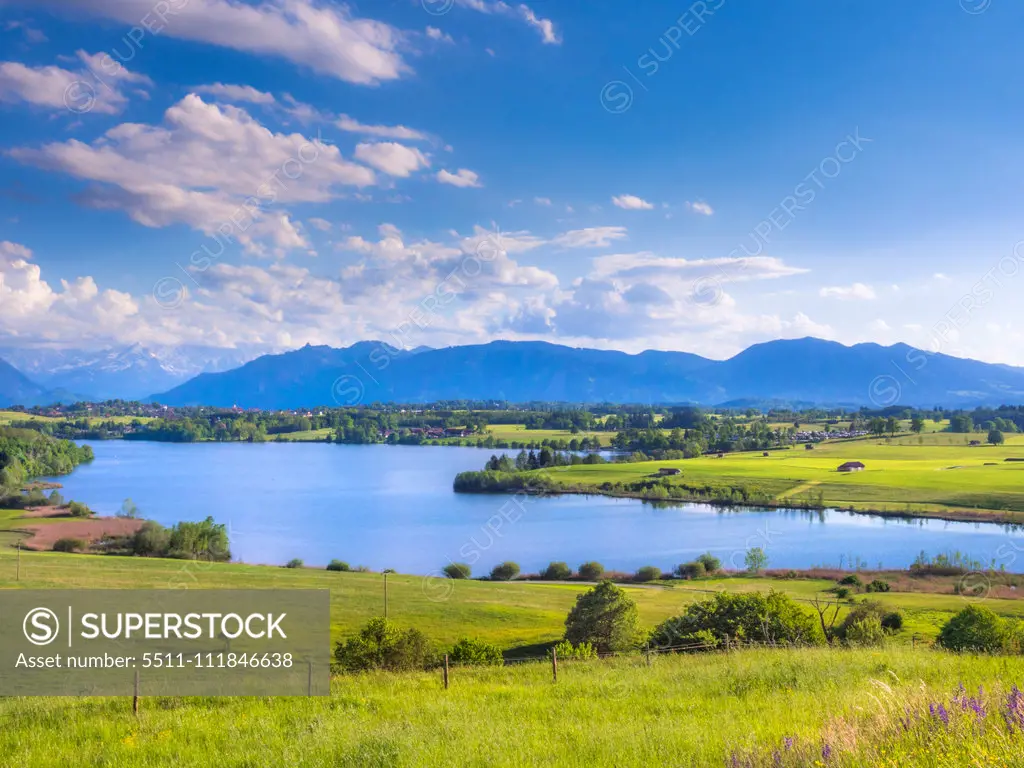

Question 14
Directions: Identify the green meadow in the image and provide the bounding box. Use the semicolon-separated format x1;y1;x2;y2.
529;433;1024;520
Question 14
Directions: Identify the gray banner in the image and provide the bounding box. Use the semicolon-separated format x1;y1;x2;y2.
0;590;330;696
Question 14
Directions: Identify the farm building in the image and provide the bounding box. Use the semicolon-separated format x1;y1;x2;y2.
837;461;866;473
657;467;682;476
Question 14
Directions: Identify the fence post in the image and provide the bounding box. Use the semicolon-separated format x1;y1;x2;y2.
645;648;651;667
912;634;917;649
132;669;140;716
443;654;449;690
725;634;731;653
551;646;558;683
16;541;20;581
307;660;312;696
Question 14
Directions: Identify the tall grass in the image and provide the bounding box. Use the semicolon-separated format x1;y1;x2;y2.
2;647;1023;767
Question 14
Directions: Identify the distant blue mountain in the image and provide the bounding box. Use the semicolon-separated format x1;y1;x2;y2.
152;337;1024;409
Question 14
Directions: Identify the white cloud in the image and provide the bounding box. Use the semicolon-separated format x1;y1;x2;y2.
192;83;275;104
686;201;714;216
425;26;454;43
354;142;430;177
0;50;151;114
4;20;47;44
30;0;411;85
552;227;627;249
612;194;654;211
10;94;377;254
453;1;560;44
336;115;428;142
534;197;552;206
519;5;561;44
819;283;877;301
307;218;332;232
437;168;482;188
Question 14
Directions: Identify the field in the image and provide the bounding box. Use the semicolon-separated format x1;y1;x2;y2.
482;424;614;446
530;433;1024;521
0;411;157;427
4;546;1024;765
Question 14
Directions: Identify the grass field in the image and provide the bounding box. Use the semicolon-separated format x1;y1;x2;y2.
482;424;614;446
529;434;1024;521
2;647;1022;767
0;411;157;427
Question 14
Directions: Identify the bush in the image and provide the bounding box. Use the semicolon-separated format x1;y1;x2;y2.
541;561;572;580
285;558;304;569
845;616;886;646
650;591;823;652
564;581;641;653
442;562;471;579
839;574;862;587
696;552;721;573
53;537;87;553
634;565;661;582
490;561;520;581
131;521;170;557
677;561;707;580
334;617;435;672
449;637;503;666
866;578;891;593
938;605;1007;653
881;611;904;632
550;640;597;661
577;561;604;581
744;547;768;573
67;501;91;518
327;560;351;572
834;587;852;599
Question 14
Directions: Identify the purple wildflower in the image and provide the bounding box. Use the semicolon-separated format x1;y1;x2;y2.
938;704;950;727
1005;685;1024;732
821;742;833;761
784;737;794;751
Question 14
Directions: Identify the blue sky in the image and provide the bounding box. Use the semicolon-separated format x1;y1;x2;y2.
1;0;1023;365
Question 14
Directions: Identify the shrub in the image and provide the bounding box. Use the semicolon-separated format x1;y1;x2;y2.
938;605;1007;653
326;560;351;572
449;638;503;666
53;537;87;553
541;561;572;580
442;562;471;579
577;561;604;581
131;521;170;557
490;561;520;581
845;616;886;646
564;581;641;653
744;547;768;573
67;501;91;518
285;558;304;569
634;565;661;582
839;574;862;587
650;591;823;652
677;561;706;580
881;611;904;632
550;640;597;661
834;587;852;599
334;617;436;672
866;578;891;593
696;552;721;573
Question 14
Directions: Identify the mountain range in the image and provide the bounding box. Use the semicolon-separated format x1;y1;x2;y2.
2;338;1023;410
152;338;1024;409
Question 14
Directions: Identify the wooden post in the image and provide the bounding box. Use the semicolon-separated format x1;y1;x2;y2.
307;660;312;696
132;669;140;716
383;572;389;619
16;541;20;581
443;654;449;690
645;648;652;667
551;646;558;683
912;634;917;649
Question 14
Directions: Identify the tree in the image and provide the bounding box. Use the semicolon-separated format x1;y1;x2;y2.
285;558;303;569
634;565;661;582
541;561;572;580
564;581;641;653
131;521;170;556
910;417;925;434
950;414;974;433
68;501;91;518
744;547;768;574
490;561;520;581
988;429;1005;446
334;617;435;672
577;561;604;580
327;560;351;572
696;552;721;573
443;562;472;579
449;637;503;666
118;498;140;519
937;606;1006;653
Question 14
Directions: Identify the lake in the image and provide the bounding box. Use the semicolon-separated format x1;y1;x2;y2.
46;441;1024;575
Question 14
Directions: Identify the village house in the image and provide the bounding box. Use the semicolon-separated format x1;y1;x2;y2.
657;467;681;476
837;461;866;472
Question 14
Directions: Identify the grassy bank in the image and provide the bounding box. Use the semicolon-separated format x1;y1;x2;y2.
2;647;1022;766
456;434;1024;523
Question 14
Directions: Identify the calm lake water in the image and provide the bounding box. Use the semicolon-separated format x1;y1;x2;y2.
46;441;1024;574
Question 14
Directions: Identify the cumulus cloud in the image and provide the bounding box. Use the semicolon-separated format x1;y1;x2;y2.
687;201;714;216
27;0;411;85
354;142;430;177
191;83;276;104
552;227;628;249
336;114;428;141
437;168;482;188
307;217;332;232
0;50;151;114
612;194;654;211
9;94;377;254
453;1;560;44
819;283;876;300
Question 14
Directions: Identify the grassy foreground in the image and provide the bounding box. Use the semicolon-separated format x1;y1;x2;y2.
2;648;1023;767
